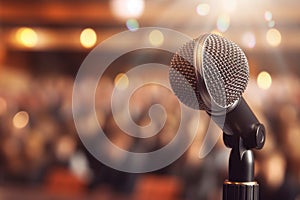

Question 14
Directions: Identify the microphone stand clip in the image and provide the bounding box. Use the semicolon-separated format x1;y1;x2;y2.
222;122;265;200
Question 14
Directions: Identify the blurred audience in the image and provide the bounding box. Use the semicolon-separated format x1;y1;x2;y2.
0;68;299;200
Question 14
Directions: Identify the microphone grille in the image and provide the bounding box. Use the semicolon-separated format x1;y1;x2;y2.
169;39;208;110
169;34;249;110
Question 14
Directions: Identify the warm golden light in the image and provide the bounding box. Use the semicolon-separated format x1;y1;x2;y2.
210;30;223;36
13;111;30;129
15;27;38;47
114;73;129;90
257;71;272;90
80;28;97;48
266;28;281;47
111;0;145;19
149;30;164;47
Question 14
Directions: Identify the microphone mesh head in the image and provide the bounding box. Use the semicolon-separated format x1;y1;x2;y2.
169;39;206;110
169;34;249;111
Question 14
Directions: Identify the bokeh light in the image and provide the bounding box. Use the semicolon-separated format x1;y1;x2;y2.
13;111;30;129
257;71;272;90
149;30;164;47
266;28;282;47
268;20;275;28
80;28;97;48
196;3;210;16
264;11;273;21
242;32;256;48
111;0;145;19
217;14;230;32
126;19;139;31
15;27;38;47
210;29;223;36
114;73;129;90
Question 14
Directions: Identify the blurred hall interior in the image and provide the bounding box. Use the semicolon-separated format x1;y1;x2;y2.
0;0;300;199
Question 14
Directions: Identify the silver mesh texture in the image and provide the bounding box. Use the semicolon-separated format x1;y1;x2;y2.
169;34;249;110
169;39;207;110
203;34;249;108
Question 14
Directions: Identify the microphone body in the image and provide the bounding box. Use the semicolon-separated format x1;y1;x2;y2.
169;33;265;200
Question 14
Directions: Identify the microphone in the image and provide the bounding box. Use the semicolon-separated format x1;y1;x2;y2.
169;33;265;150
169;33;266;200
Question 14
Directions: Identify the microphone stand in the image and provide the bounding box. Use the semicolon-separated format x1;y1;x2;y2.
209;98;266;200
222;133;259;200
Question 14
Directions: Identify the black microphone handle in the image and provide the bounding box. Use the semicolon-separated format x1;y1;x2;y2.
209;97;265;150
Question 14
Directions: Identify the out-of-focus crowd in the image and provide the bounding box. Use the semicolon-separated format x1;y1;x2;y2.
0;68;299;200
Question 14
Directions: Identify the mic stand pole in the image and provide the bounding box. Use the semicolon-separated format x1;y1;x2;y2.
222;133;261;200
